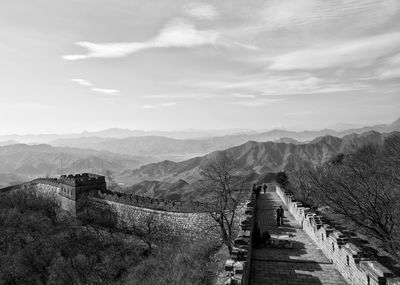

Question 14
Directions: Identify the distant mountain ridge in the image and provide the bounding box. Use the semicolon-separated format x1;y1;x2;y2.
1;117;398;147
0;128;257;143
117;131;399;199
47;117;400;159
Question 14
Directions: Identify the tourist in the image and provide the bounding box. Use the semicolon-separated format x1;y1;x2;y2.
253;221;262;246
255;185;261;198
276;205;284;226
263;184;267;194
261;231;271;246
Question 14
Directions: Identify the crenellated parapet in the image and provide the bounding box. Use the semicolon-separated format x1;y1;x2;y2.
276;185;400;285
59;173;106;187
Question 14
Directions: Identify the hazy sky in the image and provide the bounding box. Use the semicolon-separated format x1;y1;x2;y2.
0;0;399;134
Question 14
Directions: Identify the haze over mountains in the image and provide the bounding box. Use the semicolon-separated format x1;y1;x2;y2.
45;117;400;159
0;128;257;144
1;117;399;146
0;118;399;194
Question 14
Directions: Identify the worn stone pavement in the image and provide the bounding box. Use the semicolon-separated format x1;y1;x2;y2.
249;187;348;285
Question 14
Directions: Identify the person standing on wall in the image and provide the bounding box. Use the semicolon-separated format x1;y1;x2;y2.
263;184;267;194
276;205;284;226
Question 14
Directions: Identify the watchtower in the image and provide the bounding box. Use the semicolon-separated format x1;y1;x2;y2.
57;173;107;216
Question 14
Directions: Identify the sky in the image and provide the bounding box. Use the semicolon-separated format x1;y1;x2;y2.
0;0;399;134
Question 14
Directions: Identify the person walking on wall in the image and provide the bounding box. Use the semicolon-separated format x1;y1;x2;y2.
276;205;284;226
263;184;267;194
256;185;261;198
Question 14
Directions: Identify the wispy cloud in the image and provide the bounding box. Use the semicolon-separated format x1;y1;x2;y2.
184;3;219;20
173;74;365;97
161;102;177;107
70;78;120;95
91;88;120;95
230;98;282;107
257;0;400;32
63;20;219;60
376;53;400;80
71;78;92;86
142;102;178;109
62;18;258;60
268;32;400;70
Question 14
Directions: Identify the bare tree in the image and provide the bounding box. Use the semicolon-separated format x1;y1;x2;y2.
122;211;176;251
199;152;248;254
285;158;315;207
288;141;400;257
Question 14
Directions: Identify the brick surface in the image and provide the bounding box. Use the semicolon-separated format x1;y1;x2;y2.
249;189;348;285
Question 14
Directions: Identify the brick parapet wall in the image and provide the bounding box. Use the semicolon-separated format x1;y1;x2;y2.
276;185;400;285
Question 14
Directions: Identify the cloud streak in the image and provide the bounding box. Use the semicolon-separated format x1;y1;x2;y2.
161;102;177;107
63;20;219;60
257;0;400;32
230;98;282;107
141;102;178;109
70;78;120;95
71;78;92;86
173;74;365;97
184;3;219;20
268;32;400;70
91;88;120;95
376;53;400;80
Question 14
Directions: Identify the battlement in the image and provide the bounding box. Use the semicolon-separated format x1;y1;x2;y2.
59;173;106;187
276;185;400;285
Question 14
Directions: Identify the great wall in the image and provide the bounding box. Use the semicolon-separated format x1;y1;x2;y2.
0;173;225;238
2;173;400;285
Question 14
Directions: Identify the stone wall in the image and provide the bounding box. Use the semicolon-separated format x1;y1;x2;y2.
1;177;234;242
32;181;78;214
276;185;400;285
2;179;78;215
96;190;210;213
86;197;218;239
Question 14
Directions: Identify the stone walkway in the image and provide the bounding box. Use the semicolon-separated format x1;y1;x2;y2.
250;188;348;285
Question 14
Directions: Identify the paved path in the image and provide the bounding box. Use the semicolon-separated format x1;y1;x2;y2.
250;188;348;285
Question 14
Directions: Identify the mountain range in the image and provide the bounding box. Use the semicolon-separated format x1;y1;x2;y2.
117;131;399;200
47;117;400;159
0;144;154;188
1;118;399;195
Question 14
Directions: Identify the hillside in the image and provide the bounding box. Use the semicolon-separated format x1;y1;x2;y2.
0;144;154;187
117;131;398;199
